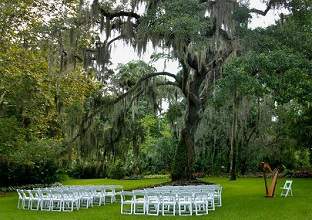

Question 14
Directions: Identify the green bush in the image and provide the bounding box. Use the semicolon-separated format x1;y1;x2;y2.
107;159;126;179
0;138;61;186
70;161;107;179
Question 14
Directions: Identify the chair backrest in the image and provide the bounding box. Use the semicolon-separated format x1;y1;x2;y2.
161;193;177;202
51;190;63;199
120;191;133;202
31;190;40;198
145;191;160;202
132;190;145;201
22;190;32;198
40;189;52;198
16;189;23;199
194;192;208;201
283;180;293;189
177;192;193;202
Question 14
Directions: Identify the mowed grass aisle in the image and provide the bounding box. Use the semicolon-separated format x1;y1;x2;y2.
1;177;311;220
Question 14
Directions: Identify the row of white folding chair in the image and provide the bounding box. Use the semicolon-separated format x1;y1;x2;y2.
17;189;80;211
120;190;215;216
130;190;214;216
149;187;221;207
153;184;222;205
154;185;221;190
17;185;123;211
148;188;216;212
172;185;222;207
17;189;105;211
57;185;121;203
59;187;114;204
41;185;119;204
46;188;106;208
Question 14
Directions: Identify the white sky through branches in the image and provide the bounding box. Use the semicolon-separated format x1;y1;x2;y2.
110;0;287;73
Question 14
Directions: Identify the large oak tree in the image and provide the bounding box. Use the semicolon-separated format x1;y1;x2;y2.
82;0;286;181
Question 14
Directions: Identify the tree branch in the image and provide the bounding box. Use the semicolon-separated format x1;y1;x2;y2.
99;9;141;20
113;71;178;104
107;35;123;46
250;0;274;16
0;91;6;105
66;88;144;147
219;28;233;41
156;81;180;88
188;91;202;106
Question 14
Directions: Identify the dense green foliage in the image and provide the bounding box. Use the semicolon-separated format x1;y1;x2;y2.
193;7;312;176
0;0;99;186
0;0;311;185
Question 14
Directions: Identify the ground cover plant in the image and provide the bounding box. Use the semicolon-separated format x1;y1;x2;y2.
1;177;312;220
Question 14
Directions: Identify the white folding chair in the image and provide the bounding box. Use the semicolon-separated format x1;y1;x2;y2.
145;191;160;216
177;192;193;216
120;191;134;214
161;193;176;216
79;189;93;208
214;186;222;207
133;190;146;215
39;189;52;211
16;189;24;209
91;188;103;206
20;190;31;209
28;190;41;211
104;186;115;203
51;190;63;211
62;191;79;211
194;192;208;215
281;180;293;197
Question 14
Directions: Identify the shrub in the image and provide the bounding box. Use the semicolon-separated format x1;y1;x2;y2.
0;139;61;187
108;159;126;179
70;162;107;179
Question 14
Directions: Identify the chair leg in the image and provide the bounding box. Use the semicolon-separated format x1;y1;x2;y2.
173;204;176;216
36;200;40;210
195;204;198;216
28;200;32;210
162;204;165;216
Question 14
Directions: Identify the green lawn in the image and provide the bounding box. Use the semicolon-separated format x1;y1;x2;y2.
1;177;311;220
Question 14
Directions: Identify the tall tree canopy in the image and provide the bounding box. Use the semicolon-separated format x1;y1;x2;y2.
76;0;295;181
1;0;311;184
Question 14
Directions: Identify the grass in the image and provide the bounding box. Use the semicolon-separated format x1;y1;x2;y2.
62;177;169;190
1;177;312;220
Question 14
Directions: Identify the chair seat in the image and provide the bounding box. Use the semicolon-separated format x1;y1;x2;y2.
179;201;192;205
122;200;133;204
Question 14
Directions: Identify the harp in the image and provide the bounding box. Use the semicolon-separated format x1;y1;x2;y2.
260;162;279;197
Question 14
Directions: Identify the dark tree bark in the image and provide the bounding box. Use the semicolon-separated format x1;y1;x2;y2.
172;66;206;181
229;89;239;180
132;135;140;175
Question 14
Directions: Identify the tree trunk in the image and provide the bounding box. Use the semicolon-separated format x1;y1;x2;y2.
229;90;238;180
171;72;202;181
132;135;140;175
211;132;217;175
171;106;199;181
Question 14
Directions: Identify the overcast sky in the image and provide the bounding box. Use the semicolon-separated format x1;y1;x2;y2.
109;0;287;73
